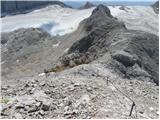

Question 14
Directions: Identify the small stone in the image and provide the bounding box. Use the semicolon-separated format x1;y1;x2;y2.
42;100;51;111
44;89;52;94
24;83;29;87
139;111;144;114
34;111;39;115
149;107;154;111
64;106;69;112
86;87;92;92
40;81;45;86
38;73;45;77
74;83;80;87
24;106;29;111
64;111;76;118
15;103;24;109
39;110;45;116
28;106;38;113
1;104;7;113
30;88;36;94
66;100;72;106
68;86;75;91
14;113;23;119
35;102;41;107
2;86;8;90
33;90;49;102
62;83;67;87
157;111;159;115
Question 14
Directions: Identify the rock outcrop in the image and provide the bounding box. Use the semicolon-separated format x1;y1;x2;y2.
1;1;71;17
80;2;95;9
152;1;159;14
51;5;159;85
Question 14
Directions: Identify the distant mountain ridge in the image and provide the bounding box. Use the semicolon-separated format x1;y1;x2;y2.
1;0;71;17
80;2;95;9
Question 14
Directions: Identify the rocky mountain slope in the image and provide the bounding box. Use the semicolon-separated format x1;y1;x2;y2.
1;64;158;119
1;0;71;17
1;4;159;119
48;5;159;85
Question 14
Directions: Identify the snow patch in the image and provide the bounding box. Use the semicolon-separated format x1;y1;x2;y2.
1;5;94;36
38;73;45;77
109;6;158;35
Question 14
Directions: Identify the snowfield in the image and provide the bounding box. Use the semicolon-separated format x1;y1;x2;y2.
109;6;159;35
1;5;158;36
1;5;94;36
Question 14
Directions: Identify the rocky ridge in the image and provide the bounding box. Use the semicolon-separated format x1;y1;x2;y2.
47;5;159;85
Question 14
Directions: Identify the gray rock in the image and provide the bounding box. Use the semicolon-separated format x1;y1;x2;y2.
33;90;49;102
28;105;38;113
16;95;36;106
80;2;95;9
14;113;23;119
15;103;24;109
39;81;45;86
39;110;45;116
111;51;137;67
42;100;51;111
152;1;159;14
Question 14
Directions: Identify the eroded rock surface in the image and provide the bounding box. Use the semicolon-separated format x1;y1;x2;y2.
1;64;159;119
51;5;159;85
1;4;159;119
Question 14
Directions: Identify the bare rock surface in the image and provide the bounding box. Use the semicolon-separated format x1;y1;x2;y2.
152;1;159;14
52;5;159;85
1;63;159;119
80;2;95;9
1;4;159;119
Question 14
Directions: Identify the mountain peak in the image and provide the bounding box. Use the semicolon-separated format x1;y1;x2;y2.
80;1;95;9
80;5;125;32
92;5;113;18
152;1;159;14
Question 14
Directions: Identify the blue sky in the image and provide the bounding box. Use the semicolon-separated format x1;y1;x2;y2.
60;0;157;1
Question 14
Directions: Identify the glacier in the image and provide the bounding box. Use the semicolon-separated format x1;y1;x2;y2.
1;5;158;36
